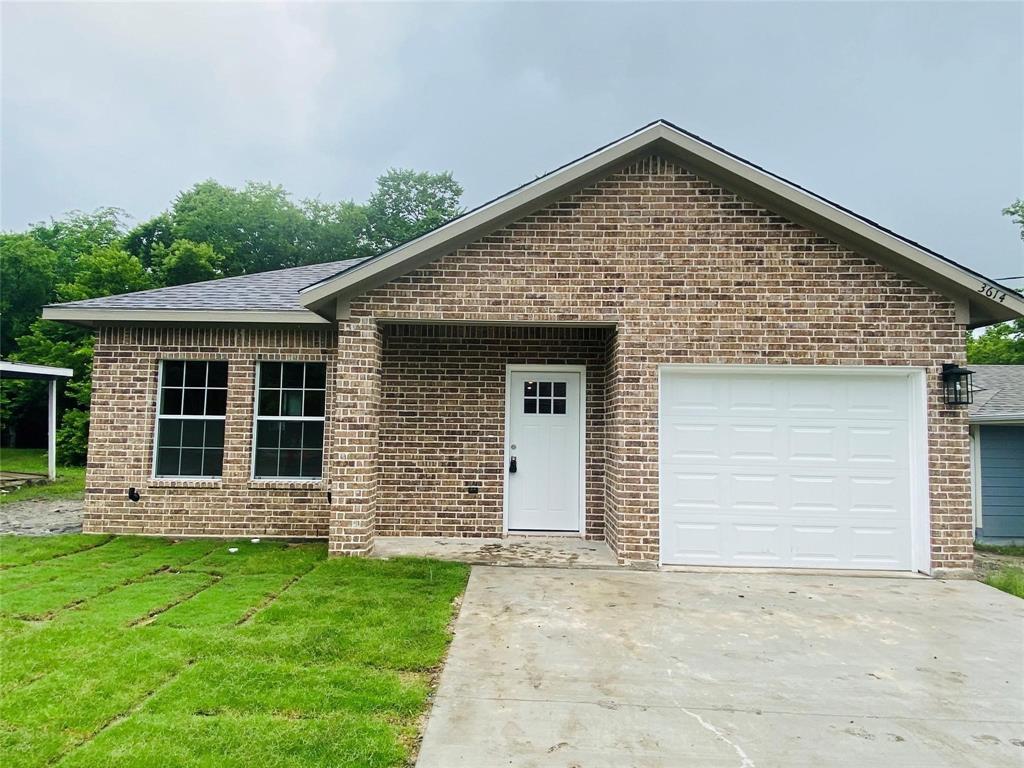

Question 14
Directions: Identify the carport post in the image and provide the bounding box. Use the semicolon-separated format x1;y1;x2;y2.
48;379;57;480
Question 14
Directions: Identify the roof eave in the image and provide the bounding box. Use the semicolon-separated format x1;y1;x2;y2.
41;307;332;328
298;121;1024;326
969;414;1024;424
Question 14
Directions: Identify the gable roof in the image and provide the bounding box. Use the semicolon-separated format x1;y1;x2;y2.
298;119;1024;328
43;259;363;327
42;120;1023;329
970;365;1024;423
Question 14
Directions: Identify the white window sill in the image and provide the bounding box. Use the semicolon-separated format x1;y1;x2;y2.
149;477;224;489
247;478;325;491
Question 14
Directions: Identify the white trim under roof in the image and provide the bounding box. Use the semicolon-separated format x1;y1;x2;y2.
969;414;1024;424
40;308;331;327
298;120;1024;328
0;361;74;380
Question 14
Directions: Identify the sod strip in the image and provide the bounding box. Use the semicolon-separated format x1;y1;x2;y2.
0;539;221;620
0;535;114;570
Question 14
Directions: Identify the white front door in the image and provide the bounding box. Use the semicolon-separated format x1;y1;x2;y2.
506;369;583;532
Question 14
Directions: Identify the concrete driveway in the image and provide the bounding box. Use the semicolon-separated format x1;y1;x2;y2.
417;567;1024;767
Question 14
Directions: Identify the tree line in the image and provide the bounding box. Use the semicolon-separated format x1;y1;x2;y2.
0;170;463;462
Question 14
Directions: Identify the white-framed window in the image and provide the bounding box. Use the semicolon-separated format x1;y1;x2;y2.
154;360;228;478
253;361;326;479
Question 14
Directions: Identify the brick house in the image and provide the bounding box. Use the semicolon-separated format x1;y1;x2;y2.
45;121;1023;576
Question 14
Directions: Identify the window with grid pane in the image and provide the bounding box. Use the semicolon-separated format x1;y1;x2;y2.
155;360;227;477
523;380;567;415
254;362;326;479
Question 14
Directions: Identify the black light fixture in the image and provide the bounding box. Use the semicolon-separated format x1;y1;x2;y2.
941;363;974;406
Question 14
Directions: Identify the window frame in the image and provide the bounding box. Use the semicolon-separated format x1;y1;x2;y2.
151;359;228;480
249;360;327;482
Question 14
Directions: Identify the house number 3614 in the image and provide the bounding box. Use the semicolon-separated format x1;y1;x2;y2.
977;282;1008;303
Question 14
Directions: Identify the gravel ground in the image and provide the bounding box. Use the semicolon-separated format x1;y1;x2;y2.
0;498;84;535
975;550;1024;581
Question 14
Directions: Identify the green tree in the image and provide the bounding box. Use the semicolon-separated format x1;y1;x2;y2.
170;180;308;275
1;210;130;454
365;169;463;253
153;239;223;286
968;319;1024;364
0;234;58;355
57;245;153;302
4;245;150;459
300;198;372;263
124;212;175;270
1;168;464;460
1004;199;1024;240
966;200;1024;364
28;208;128;283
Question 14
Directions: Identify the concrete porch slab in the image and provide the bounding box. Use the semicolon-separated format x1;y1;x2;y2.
372;535;617;568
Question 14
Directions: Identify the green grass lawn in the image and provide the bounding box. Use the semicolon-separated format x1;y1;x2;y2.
0;448;85;504
975;542;1024;599
985;566;1024;599
0;535;469;767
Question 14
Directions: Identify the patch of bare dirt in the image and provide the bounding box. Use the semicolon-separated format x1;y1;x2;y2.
0;498;84;535
974;550;1024;581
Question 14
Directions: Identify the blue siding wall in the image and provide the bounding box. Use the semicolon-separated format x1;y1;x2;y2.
976;425;1024;542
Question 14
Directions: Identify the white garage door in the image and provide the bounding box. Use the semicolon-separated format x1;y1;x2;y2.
659;368;919;570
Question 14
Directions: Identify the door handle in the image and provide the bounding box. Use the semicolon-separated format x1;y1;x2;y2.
509;456;517;474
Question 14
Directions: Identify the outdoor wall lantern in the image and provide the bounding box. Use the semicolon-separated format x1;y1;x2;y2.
941;363;974;406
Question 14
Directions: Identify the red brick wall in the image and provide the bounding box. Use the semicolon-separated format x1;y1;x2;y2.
84;326;333;538
343;154;970;571
85;153;972;572
376;324;609;538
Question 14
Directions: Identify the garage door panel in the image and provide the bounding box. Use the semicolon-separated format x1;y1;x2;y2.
729;378;779;413
790;473;840;513
790;525;844;565
849;527;905;566
664;521;722;562
663;422;721;461
848;474;905;515
848;424;908;467
847;377;908;417
663;470;722;511
731;473;781;511
662;375;720;414
730;425;780;462
732;523;784;562
661;370;916;571
786;378;841;415
789;425;838;463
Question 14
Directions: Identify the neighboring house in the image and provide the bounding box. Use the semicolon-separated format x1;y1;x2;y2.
970;365;1024;544
43;120;1024;576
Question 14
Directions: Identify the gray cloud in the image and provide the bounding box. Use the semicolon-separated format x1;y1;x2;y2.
2;1;1021;278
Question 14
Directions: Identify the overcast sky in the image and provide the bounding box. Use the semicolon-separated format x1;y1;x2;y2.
2;1;1022;278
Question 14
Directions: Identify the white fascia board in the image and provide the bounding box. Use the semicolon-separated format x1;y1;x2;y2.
0;361;74;379
297;121;1024;326
969;414;1024;424
41;307;331;326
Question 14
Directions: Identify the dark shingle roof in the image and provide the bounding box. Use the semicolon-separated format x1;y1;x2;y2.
969;365;1024;421
48;259;364;312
